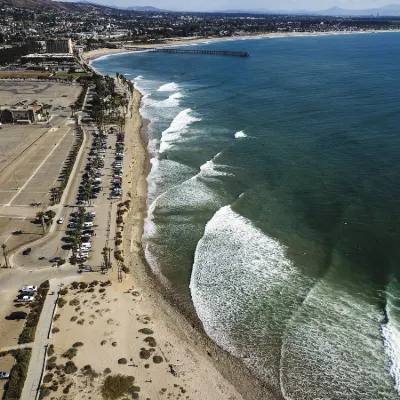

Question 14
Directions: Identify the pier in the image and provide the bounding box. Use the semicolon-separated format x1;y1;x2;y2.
126;47;250;57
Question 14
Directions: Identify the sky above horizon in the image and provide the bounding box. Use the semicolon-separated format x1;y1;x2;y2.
78;0;400;11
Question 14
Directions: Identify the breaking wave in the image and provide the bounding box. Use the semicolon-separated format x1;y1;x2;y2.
159;108;201;153
157;82;179;92
235;131;248;138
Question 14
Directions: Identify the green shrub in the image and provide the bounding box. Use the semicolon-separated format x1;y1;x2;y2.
62;348;77;359
139;350;150;360
144;337;156;347
39;385;51;399
18;281;49;344
101;374;135;400
72;342;84;347
64;361;77;374
3;348;32;400
138;328;153;335
153;355;163;364
52;327;60;334
118;358;127;364
69;298;80;306
57;297;67;308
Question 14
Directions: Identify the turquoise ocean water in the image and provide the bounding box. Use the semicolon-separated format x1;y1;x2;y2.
93;33;400;399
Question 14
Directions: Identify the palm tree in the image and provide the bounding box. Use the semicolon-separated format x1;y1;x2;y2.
70;104;76;117
36;211;46;234
2;244;8;268
102;247;109;269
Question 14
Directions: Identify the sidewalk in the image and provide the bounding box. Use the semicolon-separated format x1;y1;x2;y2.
20;283;58;400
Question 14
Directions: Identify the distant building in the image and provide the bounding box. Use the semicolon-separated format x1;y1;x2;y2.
45;38;73;54
0;103;42;124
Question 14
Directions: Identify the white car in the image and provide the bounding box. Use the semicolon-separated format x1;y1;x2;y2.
22;285;37;292
18;296;35;302
0;372;10;379
57;217;64;224
83;222;93;228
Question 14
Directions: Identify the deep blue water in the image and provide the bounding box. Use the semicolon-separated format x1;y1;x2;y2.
93;33;400;399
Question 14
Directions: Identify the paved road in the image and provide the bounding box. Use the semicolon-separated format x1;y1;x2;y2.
20;285;57;400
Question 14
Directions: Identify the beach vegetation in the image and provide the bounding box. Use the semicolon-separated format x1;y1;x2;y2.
19;281;49;344
63;383;73;393
39;385;51;399
101;374;135;400
139;349;150;359
57;297;67;308
71;281;80;289
138;328;154;335
118;358;127;364
144;337;157;347
54;313;60;321
59;288;68;295
73;342;84;347
153;355;163;363
52;327;60;334
69;298;80;306
64;361;78;374
70;316;78;322
62;348;78;359
104;368;112;374
43;373;53;383
2;348;32;400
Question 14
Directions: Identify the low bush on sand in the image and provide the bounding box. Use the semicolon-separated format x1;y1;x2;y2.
101;374;135;400
62;348;78;359
64;361;78;374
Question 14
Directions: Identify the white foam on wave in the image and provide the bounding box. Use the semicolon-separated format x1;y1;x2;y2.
190;205;310;385
157;82;179;92
382;278;400;395
159;108;201;153
198;158;234;178
280;274;397;399
382;306;400;394
134;75;144;80
235;131;247;138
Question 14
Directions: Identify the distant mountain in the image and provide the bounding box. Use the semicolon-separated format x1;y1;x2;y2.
125;6;161;11
0;0;64;9
317;4;400;16
219;3;400;16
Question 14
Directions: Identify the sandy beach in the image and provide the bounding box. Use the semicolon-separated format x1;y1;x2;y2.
44;82;275;399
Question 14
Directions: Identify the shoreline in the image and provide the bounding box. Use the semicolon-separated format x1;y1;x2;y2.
83;29;400;62
122;86;279;399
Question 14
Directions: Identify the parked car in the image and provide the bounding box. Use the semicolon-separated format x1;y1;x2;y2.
0;372;10;379
17;296;35;302
21;285;37;292
83;222;93;228
22;248;32;256
57;217;64;224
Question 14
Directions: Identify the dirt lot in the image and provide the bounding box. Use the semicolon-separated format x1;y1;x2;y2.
0;290;29;348
0;81;80;256
0;353;14;398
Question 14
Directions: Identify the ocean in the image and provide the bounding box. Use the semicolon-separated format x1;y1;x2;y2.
92;32;400;399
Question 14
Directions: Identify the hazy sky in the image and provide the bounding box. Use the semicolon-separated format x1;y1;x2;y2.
85;0;399;11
